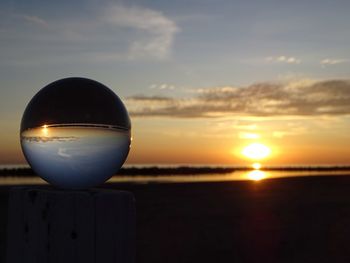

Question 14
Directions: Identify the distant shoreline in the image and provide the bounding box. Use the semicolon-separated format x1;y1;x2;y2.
1;165;350;177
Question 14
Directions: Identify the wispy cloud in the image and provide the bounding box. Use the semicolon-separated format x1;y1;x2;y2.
149;83;176;90
321;58;348;66
266;55;301;64
239;132;260;139
104;5;179;59
15;14;49;27
126;79;350;118
5;4;179;63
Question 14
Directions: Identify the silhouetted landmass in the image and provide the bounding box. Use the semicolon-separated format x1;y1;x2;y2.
1;165;350;177
2;176;350;262
0;168;36;176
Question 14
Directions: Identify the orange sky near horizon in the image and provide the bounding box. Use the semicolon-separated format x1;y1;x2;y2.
2;95;350;168
2;113;350;166
125;115;350;166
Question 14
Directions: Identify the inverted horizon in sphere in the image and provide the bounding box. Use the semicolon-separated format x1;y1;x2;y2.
21;126;130;188
20;77;131;189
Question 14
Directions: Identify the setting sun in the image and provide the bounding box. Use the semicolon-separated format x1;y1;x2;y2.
41;125;49;136
242;143;271;160
252;163;261;170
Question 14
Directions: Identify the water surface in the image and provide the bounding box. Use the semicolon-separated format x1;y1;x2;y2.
1;169;350;185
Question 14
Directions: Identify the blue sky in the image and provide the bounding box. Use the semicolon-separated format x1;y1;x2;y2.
2;0;350;164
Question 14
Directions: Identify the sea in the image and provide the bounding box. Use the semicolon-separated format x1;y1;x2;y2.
1;164;350;185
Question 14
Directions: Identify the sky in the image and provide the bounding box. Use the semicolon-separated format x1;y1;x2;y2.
1;0;350;166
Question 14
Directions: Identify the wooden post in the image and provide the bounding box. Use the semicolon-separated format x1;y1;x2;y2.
6;187;135;263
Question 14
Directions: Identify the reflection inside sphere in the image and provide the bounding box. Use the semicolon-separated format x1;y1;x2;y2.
21;124;130;189
20;77;131;189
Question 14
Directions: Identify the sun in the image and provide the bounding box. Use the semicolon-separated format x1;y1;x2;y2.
252;162;261;169
242;143;271;160
41;124;49;136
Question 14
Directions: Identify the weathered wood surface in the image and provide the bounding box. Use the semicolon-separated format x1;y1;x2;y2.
6;187;135;263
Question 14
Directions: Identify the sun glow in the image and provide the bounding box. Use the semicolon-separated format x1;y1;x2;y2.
252;162;261;169
42;125;49;136
247;170;266;181
242;143;271;160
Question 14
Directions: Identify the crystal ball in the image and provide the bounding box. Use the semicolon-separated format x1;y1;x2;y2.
20;77;131;189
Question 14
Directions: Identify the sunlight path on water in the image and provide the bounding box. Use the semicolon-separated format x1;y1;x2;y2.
2;170;350;185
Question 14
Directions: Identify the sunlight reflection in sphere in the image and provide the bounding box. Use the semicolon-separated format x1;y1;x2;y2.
20;77;131;189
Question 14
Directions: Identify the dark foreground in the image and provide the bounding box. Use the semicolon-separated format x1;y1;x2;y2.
2;175;350;262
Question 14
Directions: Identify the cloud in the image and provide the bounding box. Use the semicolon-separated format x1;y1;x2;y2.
266;56;301;64
16;14;49;27
58;148;71;158
239;132;260;139
5;5;179;63
321;58;348;66
104;5;179;59
149;83;175;90
126;79;350;118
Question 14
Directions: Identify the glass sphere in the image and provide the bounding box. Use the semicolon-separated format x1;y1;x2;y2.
20;77;131;189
